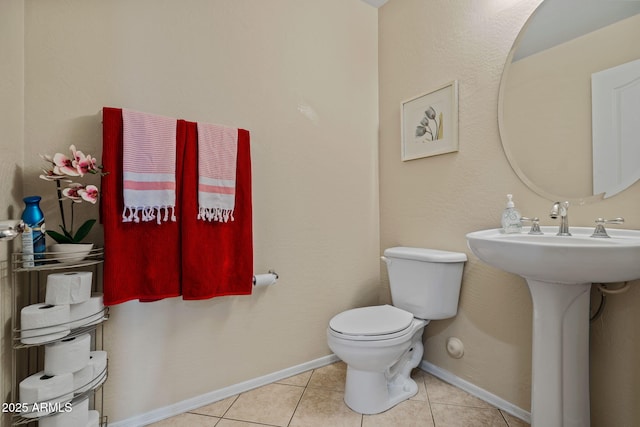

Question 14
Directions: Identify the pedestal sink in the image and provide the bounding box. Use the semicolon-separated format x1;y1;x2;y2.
466;226;640;427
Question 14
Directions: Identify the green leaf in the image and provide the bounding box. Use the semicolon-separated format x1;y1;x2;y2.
59;225;73;240
46;230;74;244
72;219;96;243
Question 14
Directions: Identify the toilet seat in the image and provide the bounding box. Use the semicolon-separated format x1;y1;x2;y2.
329;305;415;341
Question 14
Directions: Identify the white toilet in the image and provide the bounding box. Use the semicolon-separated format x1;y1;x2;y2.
327;246;467;414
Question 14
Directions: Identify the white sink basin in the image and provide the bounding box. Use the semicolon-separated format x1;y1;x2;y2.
466;226;640;284
466;226;640;427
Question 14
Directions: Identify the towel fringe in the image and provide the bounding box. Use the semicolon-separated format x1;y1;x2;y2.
123;206;177;224
197;207;235;223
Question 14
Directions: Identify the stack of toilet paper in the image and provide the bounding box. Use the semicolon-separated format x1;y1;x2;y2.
18;271;107;424
19;333;108;422
20;271;105;344
36;397;102;427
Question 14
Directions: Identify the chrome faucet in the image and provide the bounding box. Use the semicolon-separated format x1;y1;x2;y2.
550;201;571;236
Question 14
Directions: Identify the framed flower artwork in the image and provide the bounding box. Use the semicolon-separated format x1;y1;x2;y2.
401;80;459;161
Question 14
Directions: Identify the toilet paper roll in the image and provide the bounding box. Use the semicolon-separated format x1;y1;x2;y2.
46;271;93;305
45;333;91;375
69;293;105;329
74;351;107;393
87;410;100;427
39;396;89;427
20;304;71;345
89;350;108;388
19;371;73;418
253;273;277;288
72;364;93;395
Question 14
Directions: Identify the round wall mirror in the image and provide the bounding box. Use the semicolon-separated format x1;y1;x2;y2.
498;0;640;203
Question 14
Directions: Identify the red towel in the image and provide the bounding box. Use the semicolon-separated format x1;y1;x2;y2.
101;108;253;304
182;121;253;299
101;107;182;304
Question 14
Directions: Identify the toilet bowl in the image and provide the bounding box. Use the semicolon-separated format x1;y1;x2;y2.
327;247;466;415
327;305;428;414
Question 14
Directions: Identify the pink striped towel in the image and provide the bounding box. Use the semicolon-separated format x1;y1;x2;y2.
122;109;177;224
196;122;238;222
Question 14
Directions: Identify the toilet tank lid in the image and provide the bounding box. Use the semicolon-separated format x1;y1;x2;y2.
384;247;467;263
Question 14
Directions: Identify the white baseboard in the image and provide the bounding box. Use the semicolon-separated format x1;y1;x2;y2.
109;354;340;427
110;355;530;426
420;360;531;424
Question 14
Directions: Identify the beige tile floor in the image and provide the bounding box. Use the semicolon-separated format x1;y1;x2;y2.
148;362;530;427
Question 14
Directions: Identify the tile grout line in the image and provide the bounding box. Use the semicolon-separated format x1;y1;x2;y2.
211;394;241;426
286;368;316;427
421;373;438;427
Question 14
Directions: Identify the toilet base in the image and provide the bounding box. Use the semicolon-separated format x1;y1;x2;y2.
343;331;424;414
344;368;419;414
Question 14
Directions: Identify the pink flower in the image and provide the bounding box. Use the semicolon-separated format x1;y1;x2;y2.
52;152;80;176
70;144;80;161
62;183;98;204
40;146;103;180
71;145;95;176
78;185;99;204
39;145;105;244
75;157;91;176
41;145;101;178
62;183;84;202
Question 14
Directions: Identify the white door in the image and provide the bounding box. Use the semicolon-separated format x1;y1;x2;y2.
592;58;640;198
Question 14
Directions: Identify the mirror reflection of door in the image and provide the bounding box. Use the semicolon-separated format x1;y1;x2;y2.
592;58;640;198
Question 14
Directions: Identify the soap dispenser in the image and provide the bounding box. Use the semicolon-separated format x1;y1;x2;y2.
501;194;522;233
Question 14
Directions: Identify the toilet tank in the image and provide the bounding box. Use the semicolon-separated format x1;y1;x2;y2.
383;247;467;320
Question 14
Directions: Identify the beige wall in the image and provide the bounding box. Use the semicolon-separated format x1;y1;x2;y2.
17;0;379;422
6;0;640;425
379;1;640;426
0;1;24;422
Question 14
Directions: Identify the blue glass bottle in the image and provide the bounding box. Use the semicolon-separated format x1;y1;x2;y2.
21;196;46;267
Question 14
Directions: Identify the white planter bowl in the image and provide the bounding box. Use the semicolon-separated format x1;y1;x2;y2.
50;243;94;263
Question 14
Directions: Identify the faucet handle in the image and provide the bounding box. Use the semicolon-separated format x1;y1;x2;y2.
521;217;543;235
591;217;625;238
0;220;24;241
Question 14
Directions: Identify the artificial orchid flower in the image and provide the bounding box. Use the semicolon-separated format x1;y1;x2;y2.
70;145;96;176
75;155;93;176
39;154;66;180
52;152;80;176
39;145;105;244
62;183;84;202
78;185;99;204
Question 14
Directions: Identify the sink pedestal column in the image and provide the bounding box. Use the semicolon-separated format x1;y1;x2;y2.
526;279;591;427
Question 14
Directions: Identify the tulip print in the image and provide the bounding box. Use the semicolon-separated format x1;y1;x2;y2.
415;106;443;142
